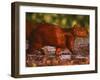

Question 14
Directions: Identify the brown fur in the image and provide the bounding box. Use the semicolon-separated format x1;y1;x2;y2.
26;21;88;55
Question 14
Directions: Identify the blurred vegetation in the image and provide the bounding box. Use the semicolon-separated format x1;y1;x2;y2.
26;13;89;29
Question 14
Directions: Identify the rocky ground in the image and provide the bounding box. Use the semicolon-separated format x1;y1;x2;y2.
26;53;89;67
26;37;89;67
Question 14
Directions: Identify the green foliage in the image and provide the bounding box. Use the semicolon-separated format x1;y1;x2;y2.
26;13;89;29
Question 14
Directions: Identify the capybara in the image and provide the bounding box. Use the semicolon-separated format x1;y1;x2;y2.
28;23;68;55
26;21;88;56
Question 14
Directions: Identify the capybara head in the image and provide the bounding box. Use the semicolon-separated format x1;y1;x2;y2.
72;25;88;37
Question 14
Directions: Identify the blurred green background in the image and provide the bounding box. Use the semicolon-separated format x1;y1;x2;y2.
26;13;89;29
